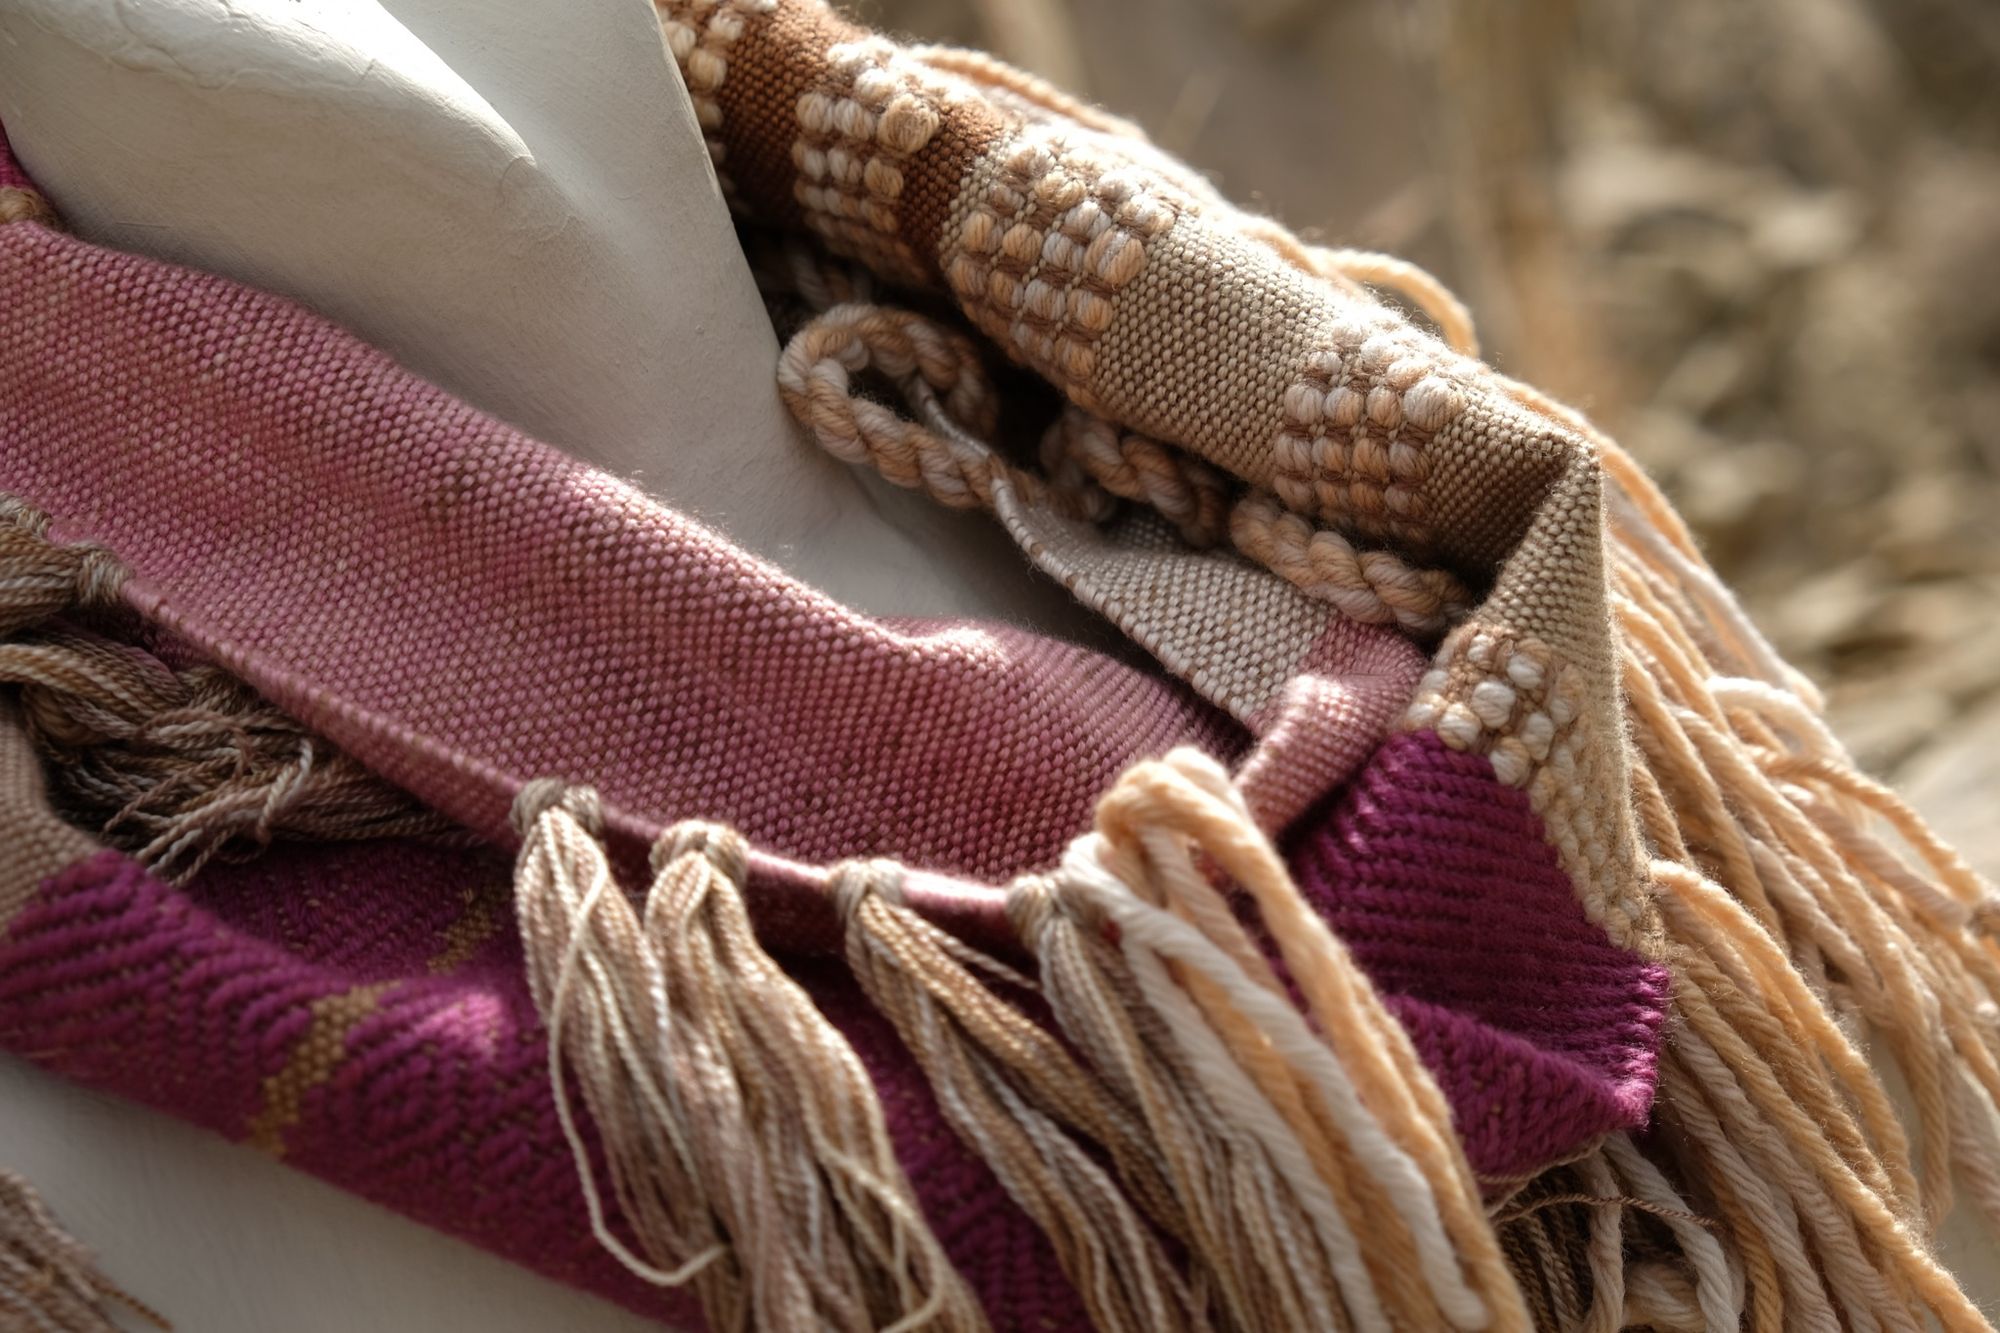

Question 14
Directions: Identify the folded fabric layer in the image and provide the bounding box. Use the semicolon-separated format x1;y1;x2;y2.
0;114;1669;1327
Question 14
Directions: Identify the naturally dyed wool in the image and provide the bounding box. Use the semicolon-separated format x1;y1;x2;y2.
0;3;1996;1330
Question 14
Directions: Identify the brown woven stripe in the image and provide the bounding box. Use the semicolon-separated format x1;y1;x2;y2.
716;0;851;234
717;0;1010;282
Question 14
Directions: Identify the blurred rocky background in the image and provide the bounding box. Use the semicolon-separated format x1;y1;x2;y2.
863;0;2000;873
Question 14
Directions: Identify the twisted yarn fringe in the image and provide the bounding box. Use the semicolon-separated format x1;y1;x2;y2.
1233;228;2000;1325
514;749;1534;1332
511;785;984;1333
774;294;1472;635
1229;491;1474;633
1534;382;1997;1328
1286;249;2000;1326
0;1169;169;1331
1;163;1992;1326
0;502;456;882
1045;749;1525;1331
1038;404;1231;547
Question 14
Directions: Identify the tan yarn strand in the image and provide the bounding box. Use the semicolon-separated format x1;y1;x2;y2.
1228;490;1471;635
1067;750;1530;1330
834;861;1200;1333
0;1169;169;1332
511;786;984;1332
1038;405;1232;547
0;185;60;231
1091;755;1527;1325
0;504;456;881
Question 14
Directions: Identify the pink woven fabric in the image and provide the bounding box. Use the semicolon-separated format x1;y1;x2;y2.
0;844;1084;1331
0;221;1427;911
0;146;1670;1327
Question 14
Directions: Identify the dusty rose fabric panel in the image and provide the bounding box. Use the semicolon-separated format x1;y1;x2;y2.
0;221;1258;897
1239;619;1431;833
0;843;1088;1332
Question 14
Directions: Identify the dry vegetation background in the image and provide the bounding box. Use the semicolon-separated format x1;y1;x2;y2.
862;0;2000;871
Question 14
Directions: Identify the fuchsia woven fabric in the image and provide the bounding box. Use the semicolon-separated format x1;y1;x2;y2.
0;134;1669;1325
0;843;1078;1330
1291;731;1669;1181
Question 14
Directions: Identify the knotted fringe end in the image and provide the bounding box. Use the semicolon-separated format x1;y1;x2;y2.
835;749;1531;1333
510;784;984;1333
509;752;1533;1332
0;1169;169;1331
0;502;457;882
833;861;1201;1333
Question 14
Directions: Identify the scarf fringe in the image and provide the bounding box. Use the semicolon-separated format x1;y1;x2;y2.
0;502;457;882
513;751;1533;1332
6;257;1999;1327
769;217;2000;1326
1573;422;1995;1329
0;1169;168;1331
510;783;984;1333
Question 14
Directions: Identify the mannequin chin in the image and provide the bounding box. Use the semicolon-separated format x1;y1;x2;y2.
0;0;1095;638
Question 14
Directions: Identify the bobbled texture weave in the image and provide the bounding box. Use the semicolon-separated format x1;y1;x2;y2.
658;0;1654;945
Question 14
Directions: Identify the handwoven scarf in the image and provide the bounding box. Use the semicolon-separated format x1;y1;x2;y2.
2;2;1996;1329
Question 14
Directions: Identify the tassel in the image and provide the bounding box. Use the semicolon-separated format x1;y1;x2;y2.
511;784;982;1333
1603;476;1997;1327
832;859;1201;1333
0;1169;169;1331
1054;749;1526;1331
834;748;1534;1332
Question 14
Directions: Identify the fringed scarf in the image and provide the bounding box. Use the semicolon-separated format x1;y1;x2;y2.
1;2;1996;1329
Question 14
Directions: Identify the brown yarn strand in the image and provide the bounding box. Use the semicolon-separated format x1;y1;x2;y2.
1037;404;1231;547
0;502;457;883
776;300;1473;634
834;860;1202;1333
0;1169;170;1332
1229;490;1472;634
0;185;60;231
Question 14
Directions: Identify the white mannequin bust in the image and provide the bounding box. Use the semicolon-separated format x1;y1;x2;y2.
0;0;1089;637
0;1;1097;1327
